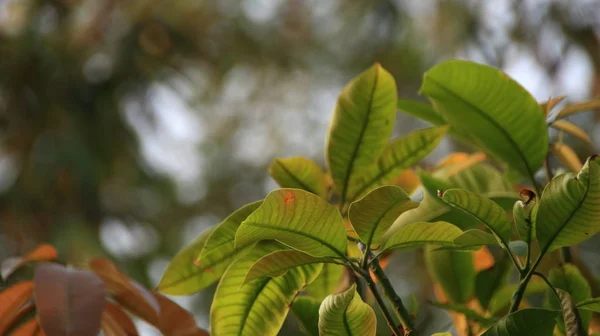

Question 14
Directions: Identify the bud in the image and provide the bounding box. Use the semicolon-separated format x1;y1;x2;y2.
513;189;538;243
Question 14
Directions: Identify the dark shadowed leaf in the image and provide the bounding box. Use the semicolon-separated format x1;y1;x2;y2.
425;247;475;304
269;157;329;199
429;301;496;326
546;265;591;333
475;256;512;310
1;244;59;280
481;308;558;336
291;297;321;336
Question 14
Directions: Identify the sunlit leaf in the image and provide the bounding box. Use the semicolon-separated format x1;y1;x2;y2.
157;201;261;295
556;98;600;120
326;63;397;205
380;221;463;253
425;247;474;304
348;126;448;201
481;309;558;336
236;189;347;258
34;263;105;336
546;265;591;334
0;281;34;334
348;186;417;248
291;297;321;336
305;263;346;301
269;157;329;199
211;242;322;336
551;120;592;146
244;250;336;284
420;60;548;184
1;244;59;280
318;284;376;336
513;189;537;244
453;230;499;249
551;143;583;173
536;156;600;253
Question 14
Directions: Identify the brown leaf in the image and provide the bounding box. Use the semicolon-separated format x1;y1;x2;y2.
89;258;159;324
101;301;138;336
0;281;34;334
9;318;39;336
2;244;59;280
551;143;583;173
34;263;105;336
153;292;209;336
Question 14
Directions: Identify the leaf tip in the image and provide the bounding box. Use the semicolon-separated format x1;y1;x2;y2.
519;188;536;205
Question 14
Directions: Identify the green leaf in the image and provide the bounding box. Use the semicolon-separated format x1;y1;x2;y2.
475;256;512;310
420;60;548;183
235;189;347;258
577;298;600;312
305;263;346;300
156;227;214;295
536;156;600;253
348;126;449;201
440;189;512;245
291;297;321;336
508;241;528;257
397;99;446;126
546;264;591;333
425;247;475;304
481;309;559;336
453;230;499;249
269;157;329;199
348;186;417;248
157;201;262;295
555;289;586;336
488;278;548;316
210;242;322;336
326;63;397;205
381;221;464;253
429;301;497;326
244;250;337;284
318;284;376;336
513;189;537;244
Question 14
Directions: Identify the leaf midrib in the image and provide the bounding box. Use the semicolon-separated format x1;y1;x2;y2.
361;199;413;248
276;161;320;196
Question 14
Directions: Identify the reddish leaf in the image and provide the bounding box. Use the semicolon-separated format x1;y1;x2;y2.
9;318;38;336
34;263;105;336
153;293;209;336
2;244;59;280
101;301;138;336
0;281;34;334
89;258;159;324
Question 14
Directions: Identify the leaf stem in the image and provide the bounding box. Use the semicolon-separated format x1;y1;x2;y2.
533;271;561;302
509;250;545;313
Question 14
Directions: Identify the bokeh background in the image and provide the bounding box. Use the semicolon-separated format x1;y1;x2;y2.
1;0;600;334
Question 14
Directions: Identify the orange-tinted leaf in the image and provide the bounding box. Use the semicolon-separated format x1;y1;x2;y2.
9;318;39;336
2;244;58;280
0;281;34;334
551;143;583;173
390;169;420;194
474;247;495;271
153;292;209;336
34;263;105;336
101;302;138;336
89;259;159;324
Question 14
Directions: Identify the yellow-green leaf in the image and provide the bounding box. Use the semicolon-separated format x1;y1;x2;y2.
381;221;463;253
536;156;600;253
318;284;376;336
577;298;600;312
291;297;321;336
269;157;329;199
425;247;475;304
235;189;347;258
397;99;446;126
551;120;592;146
244;250;337;284
305;263;346;300
420;60;548;184
326;64;397;205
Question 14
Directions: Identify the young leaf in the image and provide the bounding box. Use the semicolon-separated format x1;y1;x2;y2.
420;60;548;184
235;189;347;258
551;143;583;173
244;250;336;284
556;98;600;120
291;297;321;336
210;242;322;336
318;284;376;336
425;247;475;304
10;318;39;335
153;293;210;336
157;201;261;295
440;189;512;245
513;189;537;244
551;120;593;146
475;257;512;310
397;99;446;126
541;96;566;116
269;157;329;199
555;289;586;336
305;263;346;300
536;156;600;253
34;263;105;336
326;63;397;205
348;126;449;201
546;264;591;334
101;302;138;336
0;281;34;334
1;244;59;280
480;308;558;336
380;221;464;253
348;185;417;247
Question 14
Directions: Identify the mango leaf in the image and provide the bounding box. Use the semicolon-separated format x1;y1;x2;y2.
0;281;34;334
236;189;347;258
577;298;600;312
536;156;600;253
1;244;59;280
425;247;475;304
348;185;417;248
210;242;322;336
555;289;586;336
475;256;512;310
556;98;600;120
513;189;537;244
508;241;528;257
244;250;337;284
431;333;453;336
318;284;376;336
551;120;592;146
488;278;548;316
348;126;449;202
153;293;210;336
305;263;346;300
429;301;497;326
157;201;261;295
291;297;321;336
34;263;105;336
551;143;583;173
269;157;329;199
546;264;591;334
397;99;446;126
453;230;499;249
101;301;138;336
420;60;548;184
381;221;464;253
541;96;566;117
440;189;512;245
326;63;397;205
481;308;559;336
